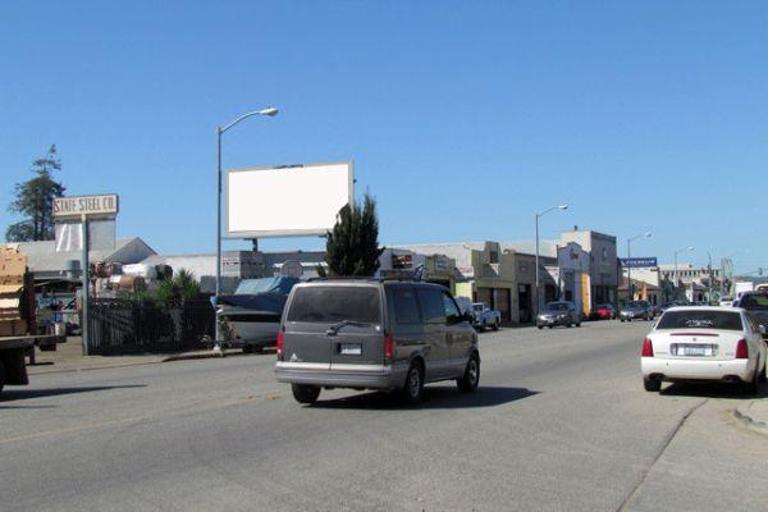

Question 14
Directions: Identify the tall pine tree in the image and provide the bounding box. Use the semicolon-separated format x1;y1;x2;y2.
325;193;385;276
6;145;65;242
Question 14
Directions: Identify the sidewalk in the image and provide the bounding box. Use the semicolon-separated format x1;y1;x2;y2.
26;337;243;376
734;400;768;434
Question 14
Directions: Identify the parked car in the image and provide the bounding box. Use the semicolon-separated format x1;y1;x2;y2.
537;301;581;329
591;304;617;320
619;300;654;322
733;292;768;341
719;296;735;307
641;306;767;394
274;279;480;404
660;301;688;312
472;302;501;331
216;276;300;353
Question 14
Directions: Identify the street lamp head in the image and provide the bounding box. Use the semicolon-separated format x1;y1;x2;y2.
687;245;695;251
259;107;279;117
558;204;569;210
644;232;653;238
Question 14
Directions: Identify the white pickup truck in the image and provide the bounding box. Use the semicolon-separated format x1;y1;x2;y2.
472;303;501;331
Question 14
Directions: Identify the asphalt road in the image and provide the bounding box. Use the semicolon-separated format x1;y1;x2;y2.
2;321;766;512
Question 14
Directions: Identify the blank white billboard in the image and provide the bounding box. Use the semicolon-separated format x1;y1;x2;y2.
225;161;353;238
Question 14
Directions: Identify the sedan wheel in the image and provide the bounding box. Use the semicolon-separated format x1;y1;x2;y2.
743;368;760;396
643;377;661;392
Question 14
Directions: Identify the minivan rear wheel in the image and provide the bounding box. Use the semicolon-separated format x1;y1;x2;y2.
457;355;480;393
292;384;321;405
402;363;424;404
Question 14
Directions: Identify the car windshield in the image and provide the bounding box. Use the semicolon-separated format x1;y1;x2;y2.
473;305;484;311
287;286;381;324
546;303;568;311
656;310;743;331
627;301;645;308
739;294;768;311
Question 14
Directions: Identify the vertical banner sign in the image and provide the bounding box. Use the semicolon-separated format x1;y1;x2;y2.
581;273;591;317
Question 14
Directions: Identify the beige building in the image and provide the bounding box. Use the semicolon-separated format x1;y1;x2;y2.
393;241;556;324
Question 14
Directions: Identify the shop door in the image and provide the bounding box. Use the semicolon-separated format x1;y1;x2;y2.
496;288;511;323
518;285;532;323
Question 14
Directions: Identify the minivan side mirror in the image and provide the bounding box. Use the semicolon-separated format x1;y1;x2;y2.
759;325;766;336
450;312;472;325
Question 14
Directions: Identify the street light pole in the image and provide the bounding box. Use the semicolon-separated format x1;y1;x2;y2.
707;251;713;303
534;204;568;318
214;107;278;350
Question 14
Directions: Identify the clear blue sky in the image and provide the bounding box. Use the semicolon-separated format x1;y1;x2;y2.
1;1;766;272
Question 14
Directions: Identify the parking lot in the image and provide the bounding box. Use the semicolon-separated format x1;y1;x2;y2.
2;320;766;512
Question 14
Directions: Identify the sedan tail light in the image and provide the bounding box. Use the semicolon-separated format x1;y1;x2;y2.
735;338;748;359
641;337;654;357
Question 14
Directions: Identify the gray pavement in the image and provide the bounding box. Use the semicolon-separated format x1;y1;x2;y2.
1;321;766;511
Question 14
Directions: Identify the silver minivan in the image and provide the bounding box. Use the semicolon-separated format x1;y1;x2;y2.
274;279;480;404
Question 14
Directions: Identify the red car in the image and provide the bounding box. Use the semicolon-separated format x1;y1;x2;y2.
591;304;617;320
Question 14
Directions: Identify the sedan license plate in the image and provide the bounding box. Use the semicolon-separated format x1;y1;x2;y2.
672;344;717;357
339;343;362;355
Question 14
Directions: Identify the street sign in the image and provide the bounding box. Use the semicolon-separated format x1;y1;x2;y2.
619;257;657;268
53;194;119;219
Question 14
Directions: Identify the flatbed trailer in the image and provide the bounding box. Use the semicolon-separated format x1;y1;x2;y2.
0;334;66;394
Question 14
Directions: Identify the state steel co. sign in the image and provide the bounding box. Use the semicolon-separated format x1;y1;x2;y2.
53;194;119;219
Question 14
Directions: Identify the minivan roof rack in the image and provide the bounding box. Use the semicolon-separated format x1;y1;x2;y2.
306;276;434;284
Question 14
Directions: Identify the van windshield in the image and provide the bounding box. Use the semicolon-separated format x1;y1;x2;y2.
287;286;381;324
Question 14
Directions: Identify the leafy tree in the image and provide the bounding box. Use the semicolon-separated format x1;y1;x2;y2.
6;145;65;241
325;193;385;276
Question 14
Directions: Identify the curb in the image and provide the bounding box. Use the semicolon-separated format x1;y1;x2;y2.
28;349;253;375
28;360;166;376
162;350;249;363
733;403;768;434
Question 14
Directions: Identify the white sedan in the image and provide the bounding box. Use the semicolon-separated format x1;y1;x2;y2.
641;306;767;394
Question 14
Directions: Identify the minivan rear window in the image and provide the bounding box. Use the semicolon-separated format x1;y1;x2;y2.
287;286;381;324
656;310;743;331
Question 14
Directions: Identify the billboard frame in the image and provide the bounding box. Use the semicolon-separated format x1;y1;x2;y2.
224;160;354;239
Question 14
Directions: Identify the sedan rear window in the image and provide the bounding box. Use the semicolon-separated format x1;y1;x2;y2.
656;311;743;331
287;286;381;324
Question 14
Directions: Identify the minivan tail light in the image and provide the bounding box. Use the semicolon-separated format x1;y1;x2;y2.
276;331;285;361
384;334;395;362
735;338;748;359
641;337;654;357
